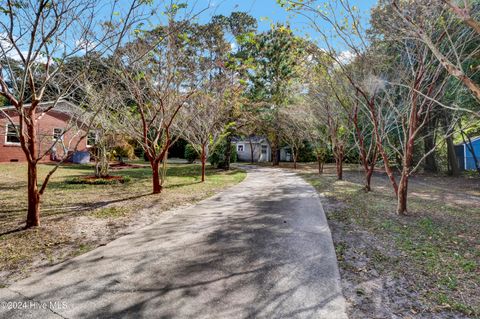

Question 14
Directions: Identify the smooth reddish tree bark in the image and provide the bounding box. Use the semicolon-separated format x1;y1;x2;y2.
395;58;437;215
353;97;378;191
150;159;162;194
201;143;206;182
26;162;40;228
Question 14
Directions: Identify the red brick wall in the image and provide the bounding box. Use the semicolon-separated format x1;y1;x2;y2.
0;110;88;163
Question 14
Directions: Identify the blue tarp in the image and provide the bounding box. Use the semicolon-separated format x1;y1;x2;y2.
72;151;90;164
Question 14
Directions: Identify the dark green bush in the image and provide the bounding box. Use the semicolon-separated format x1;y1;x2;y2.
169;138;188;158
209;140;237;168
298;141;317;162
184;144;199;163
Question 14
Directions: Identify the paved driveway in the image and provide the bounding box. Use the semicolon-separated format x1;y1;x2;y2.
0;166;347;319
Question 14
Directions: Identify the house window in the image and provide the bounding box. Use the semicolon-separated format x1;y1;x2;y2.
5;124;20;144
53;128;64;141
261;145;267;154
86;131;97;147
237;144;244;152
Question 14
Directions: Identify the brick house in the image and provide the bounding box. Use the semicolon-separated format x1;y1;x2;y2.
0;100;94;163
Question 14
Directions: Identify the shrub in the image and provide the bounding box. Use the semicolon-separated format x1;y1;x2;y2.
112;143;135;162
209;139;237;168
184;144;199;163
298;141;317;162
169;138;188;158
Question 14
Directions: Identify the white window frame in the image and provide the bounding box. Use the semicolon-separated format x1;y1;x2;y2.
5;123;21;145
237;144;244;152
261;144;268;154
86;131;97;147
52;128;64;141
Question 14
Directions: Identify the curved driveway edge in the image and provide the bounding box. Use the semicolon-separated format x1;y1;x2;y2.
0;166;347;319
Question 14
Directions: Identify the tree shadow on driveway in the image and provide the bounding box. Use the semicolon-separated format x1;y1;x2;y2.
1;167;346;319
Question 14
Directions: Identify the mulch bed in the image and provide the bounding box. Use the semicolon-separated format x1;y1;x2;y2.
81;175;125;181
109;162;148;170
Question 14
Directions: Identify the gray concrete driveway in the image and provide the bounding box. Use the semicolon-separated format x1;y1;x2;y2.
0;166;347;319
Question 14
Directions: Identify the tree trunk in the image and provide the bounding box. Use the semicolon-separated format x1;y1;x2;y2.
249;139;254;164
317;155;324;174
272;133;280;166
26;161;40;228
460;130;480;175
271;145;277;165
95;144;110;178
364;150;377;192
446;134;460;176
334;145;344;180
24;112;41;228
353;101;375;192
223;134;232;171
396;169;409;215
365;168;373;192
336;160;343;180
201;143;206;182
423;135;438;173
151;160;162;194
396;94;418;214
335;155;343;180
423;118;438;173
444;113;459;176
366;98;399;195
293;151;297;169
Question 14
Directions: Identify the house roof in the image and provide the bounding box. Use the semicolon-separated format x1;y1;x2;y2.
0;99;82;117
232;135;269;144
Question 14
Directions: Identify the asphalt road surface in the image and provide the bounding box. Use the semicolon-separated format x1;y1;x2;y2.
0;166;347;319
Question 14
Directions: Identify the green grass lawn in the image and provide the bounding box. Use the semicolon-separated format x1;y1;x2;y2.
0;161;246;286
298;164;479;317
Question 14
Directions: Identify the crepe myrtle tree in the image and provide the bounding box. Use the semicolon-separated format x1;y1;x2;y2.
83;81;123;178
367;2;464;214
308;86;351;180
442;0;480;34
280;0;467;213
369;40;453;214
372;0;480;180
330;69;379;191
281;2;383;189
296;102;329;174
390;0;480;102
0;0;144;228
280;0;376;186
175;16;237;178
237;111;266;164
278;104;312;169
112;15;203;194
306;55;352;180
176;89;228;182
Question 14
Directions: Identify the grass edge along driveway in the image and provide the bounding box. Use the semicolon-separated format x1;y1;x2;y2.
0;162;246;287
299;165;479;318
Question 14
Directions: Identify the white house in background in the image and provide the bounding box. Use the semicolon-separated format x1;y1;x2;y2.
280;146;293;162
233;136;272;162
